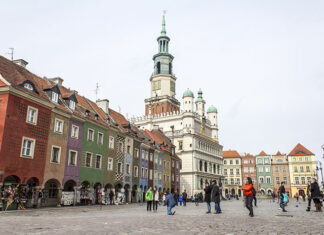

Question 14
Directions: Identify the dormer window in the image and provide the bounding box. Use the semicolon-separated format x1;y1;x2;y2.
95;114;99;120
52;92;58;103
69;100;76;110
24;83;33;91
85;110;90;116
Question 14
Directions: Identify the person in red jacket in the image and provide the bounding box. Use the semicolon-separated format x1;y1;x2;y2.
242;177;254;217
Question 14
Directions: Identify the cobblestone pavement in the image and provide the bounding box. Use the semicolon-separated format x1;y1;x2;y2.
0;199;323;234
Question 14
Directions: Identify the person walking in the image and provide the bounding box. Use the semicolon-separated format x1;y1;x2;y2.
278;181;288;212
179;194;183;206
153;187;159;212
182;190;187;207
242;177;254;217
174;190;179;206
204;183;212;214
311;178;322;212
295;192;299;202
211;180;221;214
145;187;153;212
306;181;312;211
109;190;114;205
272;192;276;202
194;193;199;206
164;190;176;215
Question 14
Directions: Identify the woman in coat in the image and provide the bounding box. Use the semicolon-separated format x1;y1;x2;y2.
311;178;322;212
204;182;212;213
153;187;159;212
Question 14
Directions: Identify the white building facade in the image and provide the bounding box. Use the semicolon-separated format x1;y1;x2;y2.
131;15;223;196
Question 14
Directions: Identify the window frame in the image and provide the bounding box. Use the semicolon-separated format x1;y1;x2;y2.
68;150;77;166
54;118;64;134
71;125;79;139
134;166;138;177
85;152;93;168
51;91;59;103
117;162;123;174
107;158;113;171
20;136;36;159
97;132;104;145
87;128;94;142
126;163;130;174
50;145;61;164
95;154;102;169
69;100;76;110
26;106;38;125
109;136;114;149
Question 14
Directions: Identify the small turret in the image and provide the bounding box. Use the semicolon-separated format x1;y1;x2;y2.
183;89;194;113
195;88;205;117
207;105;218;141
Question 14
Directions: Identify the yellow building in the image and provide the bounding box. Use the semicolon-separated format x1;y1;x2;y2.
288;143;317;197
223;150;243;197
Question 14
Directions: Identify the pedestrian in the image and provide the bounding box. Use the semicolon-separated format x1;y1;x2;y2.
164;190;176;215
194;193;199;206
145;187;153;211
242;177;254;217
204;183;211;213
179;194;183;206
162;192;166;202
302;193;306;202
109;190;114;205
153;187;159;212
252;186;257;207
272;192;276;202
182;190;187;206
174;190;179;206
311;178;322;212
211;180;221;214
278;181;288;212
295;192;299;202
306;181;312;212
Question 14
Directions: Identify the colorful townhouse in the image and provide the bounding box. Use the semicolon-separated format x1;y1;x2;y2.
271;151;291;197
241;153;257;191
256;151;274;195
132;134;141;202
288;143;316;197
139;136;149;199
222;150;242;197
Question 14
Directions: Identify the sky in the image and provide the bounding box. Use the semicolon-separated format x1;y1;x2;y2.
1;0;324;171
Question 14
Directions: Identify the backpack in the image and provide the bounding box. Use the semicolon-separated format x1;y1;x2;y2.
252;187;256;196
283;193;288;203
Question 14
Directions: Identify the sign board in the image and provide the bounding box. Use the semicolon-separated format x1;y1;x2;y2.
61;192;74;206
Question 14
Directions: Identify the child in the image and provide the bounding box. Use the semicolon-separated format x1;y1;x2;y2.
179;194;183;206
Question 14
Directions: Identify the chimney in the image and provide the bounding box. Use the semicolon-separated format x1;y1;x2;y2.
13;59;28;68
49;77;64;86
96;99;109;114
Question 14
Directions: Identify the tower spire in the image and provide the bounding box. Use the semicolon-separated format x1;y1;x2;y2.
161;12;166;35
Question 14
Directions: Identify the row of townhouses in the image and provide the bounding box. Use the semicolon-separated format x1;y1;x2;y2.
0;55;181;209
221;144;317;198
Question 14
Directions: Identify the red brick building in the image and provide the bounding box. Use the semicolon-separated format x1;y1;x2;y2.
241;153;257;191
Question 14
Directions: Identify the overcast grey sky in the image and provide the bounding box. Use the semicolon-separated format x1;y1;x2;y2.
1;0;324;167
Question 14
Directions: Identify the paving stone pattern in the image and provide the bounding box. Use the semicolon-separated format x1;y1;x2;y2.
0;199;323;234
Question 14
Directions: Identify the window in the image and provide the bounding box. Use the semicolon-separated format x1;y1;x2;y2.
21;137;35;158
249;167;254;173
98;132;103;145
236;178;240;185
85;153;92;167
277;159;283;163
69;150;77;166
258;167;263;173
244;160;248;164
170;81;175;92
176;161;179;169
152;80;161;91
118;142;123;152
230;169;233;175
51;146;61;163
24;83;33;91
257;159;263;164
236;169;240;175
230;179;234;185
301;177;305;185
167;175;170;182
71;125;79;138
293;158;296;162
126;164;130;174
224;179;228;185
275;166;279;172
299;157;303;162
134;166;138;177
48;182;58;198
305;157;309;162
265;167;270;172
69;100;76;110
117;162;122;174
244;167;248;173
141;168;144;178
154;170;158;179
259;177;264;183
127;145;131;154
145;168;148;178
26;106;38;125
87;129;94;141
172;160;175;168
230;160;233;165
107;158;113;171
282;166;286;172
283;177;287;184
176;175;179;182
95;155;102;169
295;177;299;185
145;151;149;160
306;166;310;172
249;160;253;164
224;169;227;175
55;119;64;133
178;141;183;150
276;177;280;185
149;169;153;180
266;177;271;184
109;137;114;149
294;166;298;173
159;173;162;180
224;160;227;165
150;153;153;161
300;166;304;172
159;158;162;166
52;92;58;103
264;158;269;164
135;149;139;158
307;177;311;183
235;160;239;165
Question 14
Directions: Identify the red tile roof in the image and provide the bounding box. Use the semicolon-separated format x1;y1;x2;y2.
223;150;240;158
258;150;267;156
288;143;314;156
275;151;282;156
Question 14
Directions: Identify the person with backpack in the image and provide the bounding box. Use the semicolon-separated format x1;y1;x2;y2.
278;181;288;212
164;190;176;215
242;177;254;217
145;187;153;211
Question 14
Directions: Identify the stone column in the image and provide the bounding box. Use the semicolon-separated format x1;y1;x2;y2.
57;188;63;207
73;186;80;206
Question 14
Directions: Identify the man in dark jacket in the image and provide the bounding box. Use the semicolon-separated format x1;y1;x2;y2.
211;180;221;214
182;190;187;207
109;190;114;205
311;178;322;212
164;190;176;215
204;183;212;213
278;182;287;212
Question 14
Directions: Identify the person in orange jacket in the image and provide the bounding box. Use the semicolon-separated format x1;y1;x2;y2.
242;177;254;217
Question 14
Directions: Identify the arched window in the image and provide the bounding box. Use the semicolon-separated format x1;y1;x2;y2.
200;178;203;189
199;160;202;171
156;62;161;74
204;162;207;172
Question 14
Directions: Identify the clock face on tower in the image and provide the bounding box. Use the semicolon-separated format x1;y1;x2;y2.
163;59;167;63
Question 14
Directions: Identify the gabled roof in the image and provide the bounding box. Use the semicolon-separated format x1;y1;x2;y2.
288;143;314;156
147;128;174;153
275;151;282;156
243;153;254;158
258;150;267;156
223;150;240;158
